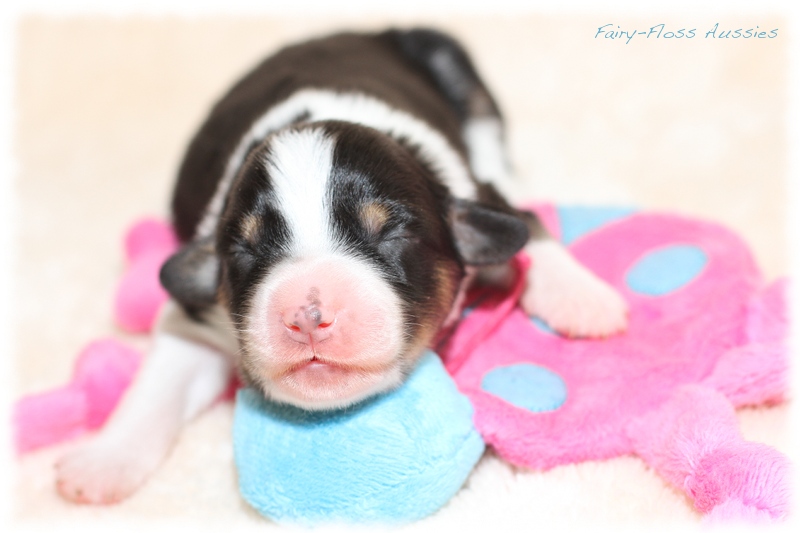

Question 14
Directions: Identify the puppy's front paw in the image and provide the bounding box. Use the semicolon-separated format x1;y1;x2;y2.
55;437;162;505
521;241;628;338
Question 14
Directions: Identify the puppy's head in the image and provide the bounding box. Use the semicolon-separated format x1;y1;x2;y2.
162;121;527;409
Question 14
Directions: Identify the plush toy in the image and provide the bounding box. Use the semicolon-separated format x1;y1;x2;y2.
13;338;142;454
440;204;791;523
233;351;485;526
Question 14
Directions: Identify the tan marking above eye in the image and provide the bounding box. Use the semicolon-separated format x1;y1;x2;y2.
240;213;262;243
359;202;390;236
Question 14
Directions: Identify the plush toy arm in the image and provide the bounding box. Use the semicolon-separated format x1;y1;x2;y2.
14;386;88;454
626;385;790;523
746;278;790;345
14;339;141;454
701;342;788;408
701;278;790;408
114;218;179;333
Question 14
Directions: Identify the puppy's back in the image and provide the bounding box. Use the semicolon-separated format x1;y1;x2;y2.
171;31;465;242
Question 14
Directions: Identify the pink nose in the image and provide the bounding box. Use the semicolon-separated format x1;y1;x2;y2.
282;303;336;342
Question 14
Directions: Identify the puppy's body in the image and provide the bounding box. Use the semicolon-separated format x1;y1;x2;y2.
56;29;627;504
173;30;480;242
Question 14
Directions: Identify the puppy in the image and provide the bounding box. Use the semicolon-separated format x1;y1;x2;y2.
56;28;628;504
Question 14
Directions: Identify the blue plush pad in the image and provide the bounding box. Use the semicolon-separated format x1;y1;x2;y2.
233;351;485;527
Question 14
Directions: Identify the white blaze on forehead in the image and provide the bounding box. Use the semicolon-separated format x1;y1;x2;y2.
264;128;336;255
196;89;477;238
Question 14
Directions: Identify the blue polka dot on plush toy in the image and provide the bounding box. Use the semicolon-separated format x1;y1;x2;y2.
625;245;708;296
233;351;485;527
481;364;567;412
557;206;636;245
531;317;558;336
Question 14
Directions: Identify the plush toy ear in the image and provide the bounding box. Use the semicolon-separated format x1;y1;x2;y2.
449;198;529;266
159;236;220;308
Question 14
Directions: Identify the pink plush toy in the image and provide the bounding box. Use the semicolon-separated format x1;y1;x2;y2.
14;338;142;454
440;204;791;523
114;218;179;332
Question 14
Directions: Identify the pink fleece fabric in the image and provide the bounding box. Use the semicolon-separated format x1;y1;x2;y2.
438;204;791;522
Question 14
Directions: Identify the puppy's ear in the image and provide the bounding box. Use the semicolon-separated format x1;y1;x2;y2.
449;198;529;266
159;236;220;308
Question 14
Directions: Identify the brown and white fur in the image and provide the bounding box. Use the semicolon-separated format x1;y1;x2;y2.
55;28;627;504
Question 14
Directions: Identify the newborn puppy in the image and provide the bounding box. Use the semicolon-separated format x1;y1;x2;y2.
56;28;628;504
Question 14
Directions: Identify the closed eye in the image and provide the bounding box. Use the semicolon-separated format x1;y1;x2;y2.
380;226;414;243
228;242;256;263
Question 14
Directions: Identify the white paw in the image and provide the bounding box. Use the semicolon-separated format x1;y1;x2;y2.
521;241;629;338
55;437;163;505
